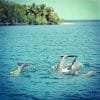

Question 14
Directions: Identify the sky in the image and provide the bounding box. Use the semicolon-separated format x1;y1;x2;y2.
7;0;100;20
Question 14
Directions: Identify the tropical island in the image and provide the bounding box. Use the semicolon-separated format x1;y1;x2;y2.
0;0;63;25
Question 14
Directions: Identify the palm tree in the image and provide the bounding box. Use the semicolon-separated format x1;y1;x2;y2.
45;7;54;24
26;3;37;17
39;4;46;17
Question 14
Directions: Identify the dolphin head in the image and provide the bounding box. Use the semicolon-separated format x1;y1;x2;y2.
61;54;68;58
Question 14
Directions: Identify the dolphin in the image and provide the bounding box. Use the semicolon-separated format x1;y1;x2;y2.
10;63;32;76
55;54;99;77
77;70;100;77
55;54;83;75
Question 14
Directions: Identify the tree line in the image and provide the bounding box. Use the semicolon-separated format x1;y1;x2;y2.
0;0;63;25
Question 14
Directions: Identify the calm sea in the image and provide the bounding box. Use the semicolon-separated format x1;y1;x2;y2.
0;21;100;100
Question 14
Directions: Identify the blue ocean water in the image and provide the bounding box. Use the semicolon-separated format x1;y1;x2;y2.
0;21;100;100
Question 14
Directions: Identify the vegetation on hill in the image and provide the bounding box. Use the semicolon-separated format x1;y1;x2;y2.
0;0;63;25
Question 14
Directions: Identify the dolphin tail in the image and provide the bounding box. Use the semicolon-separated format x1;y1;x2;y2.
17;63;32;68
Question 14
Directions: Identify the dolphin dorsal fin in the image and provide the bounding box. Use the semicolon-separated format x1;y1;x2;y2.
17;63;25;66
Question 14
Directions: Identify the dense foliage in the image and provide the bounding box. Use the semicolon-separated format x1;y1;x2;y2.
0;0;63;25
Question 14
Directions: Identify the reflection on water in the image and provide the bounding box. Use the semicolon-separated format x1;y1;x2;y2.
0;22;100;100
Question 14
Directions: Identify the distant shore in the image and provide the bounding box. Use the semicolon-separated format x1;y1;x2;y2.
0;22;75;26
0;22;29;26
0;22;59;26
0;20;99;26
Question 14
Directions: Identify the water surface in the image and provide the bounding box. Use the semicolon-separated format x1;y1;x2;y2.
0;22;100;100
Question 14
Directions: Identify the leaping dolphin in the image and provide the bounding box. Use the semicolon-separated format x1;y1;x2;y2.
55;54;83;75
54;54;99;77
10;63;32;76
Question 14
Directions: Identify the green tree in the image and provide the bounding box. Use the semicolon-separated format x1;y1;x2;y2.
0;0;62;25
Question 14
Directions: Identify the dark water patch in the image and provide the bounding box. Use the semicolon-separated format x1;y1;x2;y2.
49;77;63;80
23;74;31;78
20;88;27;91
6;93;42;100
39;76;50;79
30;81;41;84
45;82;52;85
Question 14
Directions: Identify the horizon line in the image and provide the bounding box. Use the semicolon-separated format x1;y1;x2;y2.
64;19;100;21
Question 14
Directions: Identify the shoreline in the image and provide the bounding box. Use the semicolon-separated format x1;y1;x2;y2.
0;22;75;26
0;20;99;26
